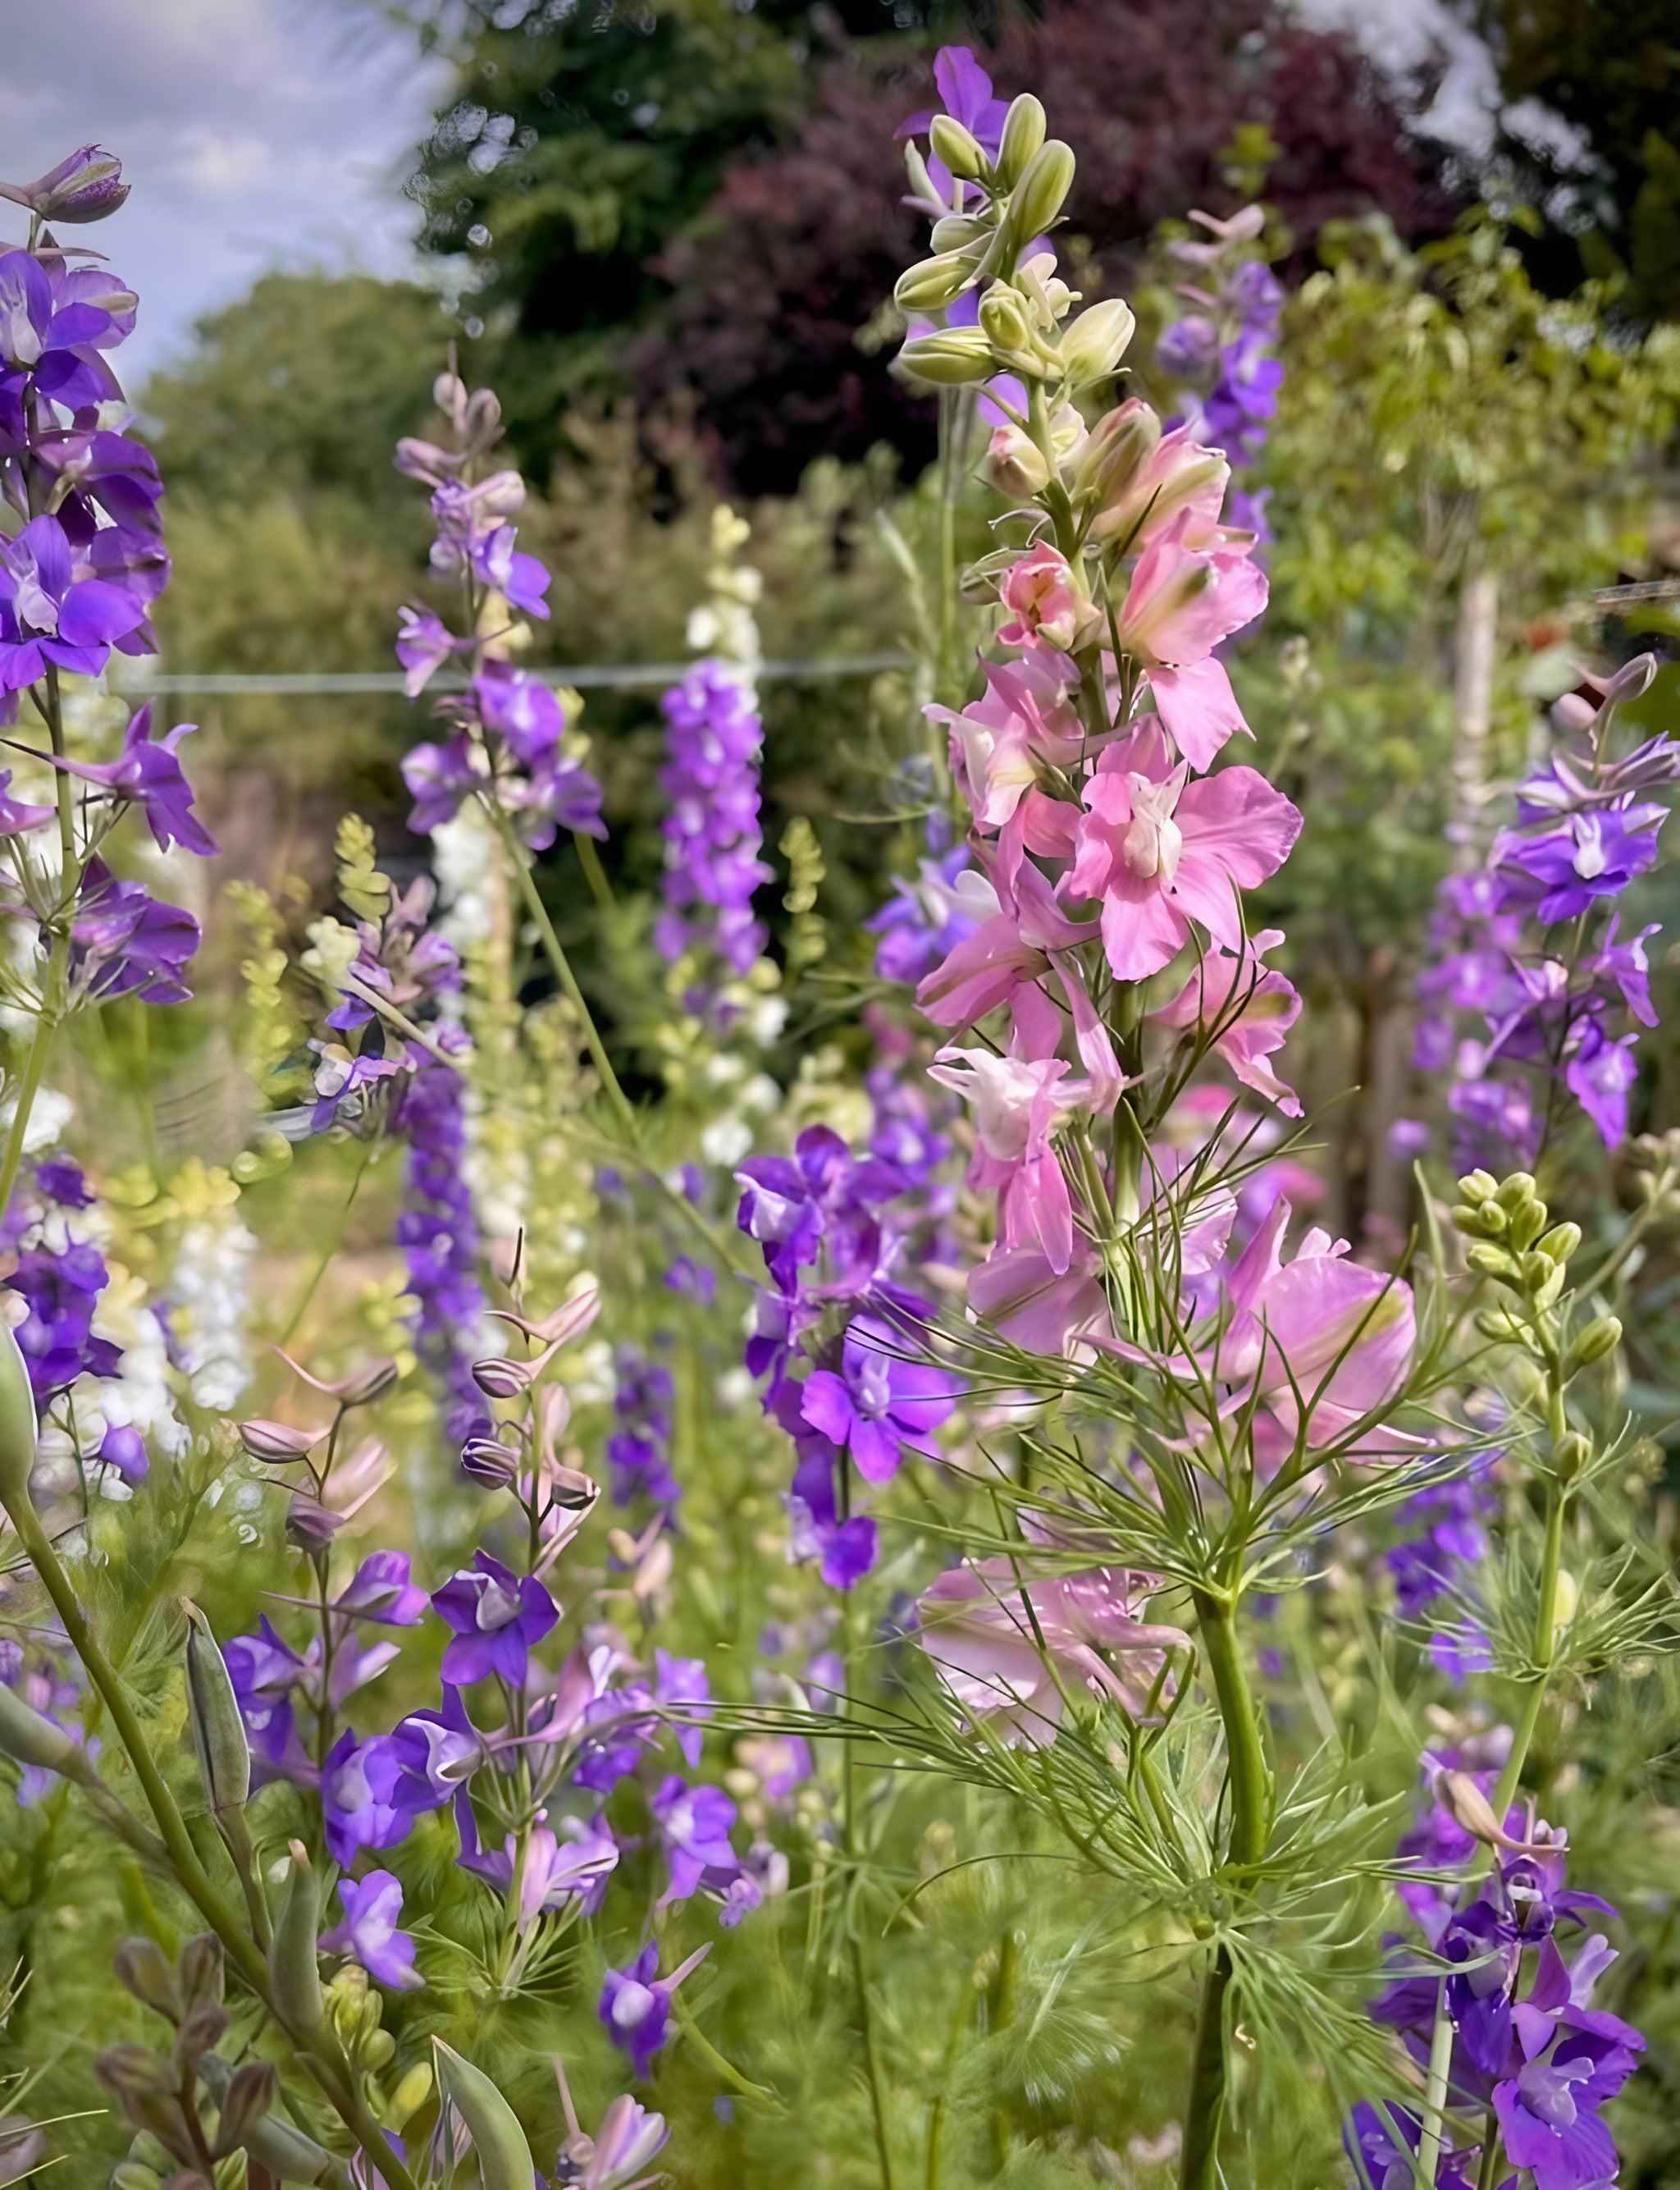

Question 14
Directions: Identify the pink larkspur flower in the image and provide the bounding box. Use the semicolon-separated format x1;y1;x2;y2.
1150;928;1303;1116
1068;722;1300;983
1114;507;1267;667
917;1557;1188;1746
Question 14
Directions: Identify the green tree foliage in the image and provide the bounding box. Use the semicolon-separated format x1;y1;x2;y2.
1476;0;1680;323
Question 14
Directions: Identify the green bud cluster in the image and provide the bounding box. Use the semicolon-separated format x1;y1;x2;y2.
1454;1173;1576;1325
897;99;1131;402
324;1961;431;2134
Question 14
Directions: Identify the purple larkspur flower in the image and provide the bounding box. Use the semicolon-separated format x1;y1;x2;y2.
321;1870;423;1992
0;770;55;836
799;1313;960;1484
0;145;130;225
394;1049;490;1447
69;859;199;1004
599;1942;710;2080
431;1552;558;1687
786;1434;879;1589
649;1775;741;1908
321;1731;413;1865
0;510;146;691
606;1343;680;1509
52;701;216;855
867;844;979;988
453;1789;620;1918
334;1550;430;1626
400;734;481;838
6;1237;120;1399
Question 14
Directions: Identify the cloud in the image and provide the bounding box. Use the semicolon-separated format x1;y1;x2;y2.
0;0;450;382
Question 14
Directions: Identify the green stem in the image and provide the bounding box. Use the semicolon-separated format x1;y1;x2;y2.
485;797;637;1138
1178;1590;1269;2190
0;999;57;1217
573;830;615;911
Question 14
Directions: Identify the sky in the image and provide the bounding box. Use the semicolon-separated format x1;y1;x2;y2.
0;0;1522;397
0;0;451;386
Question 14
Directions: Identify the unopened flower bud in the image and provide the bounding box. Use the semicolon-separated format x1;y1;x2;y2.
472;1355;537;1400
1551;1566;1579;1638
1603;652;1657;707
1494;1172;1538;1211
1519;1250;1554;1291
986;422;1049;497
269;1842;325;2036
1508;1200;1548;1253
898;327;994;385
386;2061;434;2131
181;1600;249;1818
1536;1222;1582;1264
929;213;991;252
1467;1242;1518;1281
1474;1308;1529;1344
929;113;988;181
894;251;979;312
239;1419;326;1463
1531;1260;1566;1311
113;1937;181;2025
979;286;1034;354
1564;1315;1622;1376
433;2041;536;2190
994;94;1047;189
1008;139;1075;243
1553;1430;1591;1483
1552;693;1596;733
0;144;129;223
1057;298;1135;385
462;1435;522;1487
0;1317;38;1514
1457;1169;1500;1205
111;2168;162;2190
1449;1200;1506;1239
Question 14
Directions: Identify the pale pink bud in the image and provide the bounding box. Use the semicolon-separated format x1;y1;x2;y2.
239;1419;327;1463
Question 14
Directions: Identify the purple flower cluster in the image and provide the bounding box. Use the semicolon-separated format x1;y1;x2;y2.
735;1125;960;1588
866;836;979;989
1357;1804;1644;2189
395;375;605;853
1416;659;1672;1165
2;1158;119;1410
606;1342;680;1511
1157;208;1284;537
395;1049;491;1447
0;145;209;998
655;660;774;982
1385;1452;1500;1682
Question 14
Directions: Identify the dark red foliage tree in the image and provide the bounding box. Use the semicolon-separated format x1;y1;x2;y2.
637;0;1458;495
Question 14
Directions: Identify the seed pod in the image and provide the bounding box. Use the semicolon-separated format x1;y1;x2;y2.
269;1842;325;2036
994;93;1047;189
898;327;993;386
893;251;978;312
433;2041;536;2190
1536;1222;1582;1264
182;1602;250;1818
0;1317;37;1512
1008;139;1075;242
1058;298;1136;385
1565;1314;1622;1376
929;112;988;181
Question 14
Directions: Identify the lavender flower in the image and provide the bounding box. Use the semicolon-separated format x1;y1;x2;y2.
655;660;774;983
605;1344;680;1510
1157;209;1283;537
1417;659;1671;1162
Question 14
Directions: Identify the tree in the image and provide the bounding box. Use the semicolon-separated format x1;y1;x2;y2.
1473;0;1680;324
398;0;1458;493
